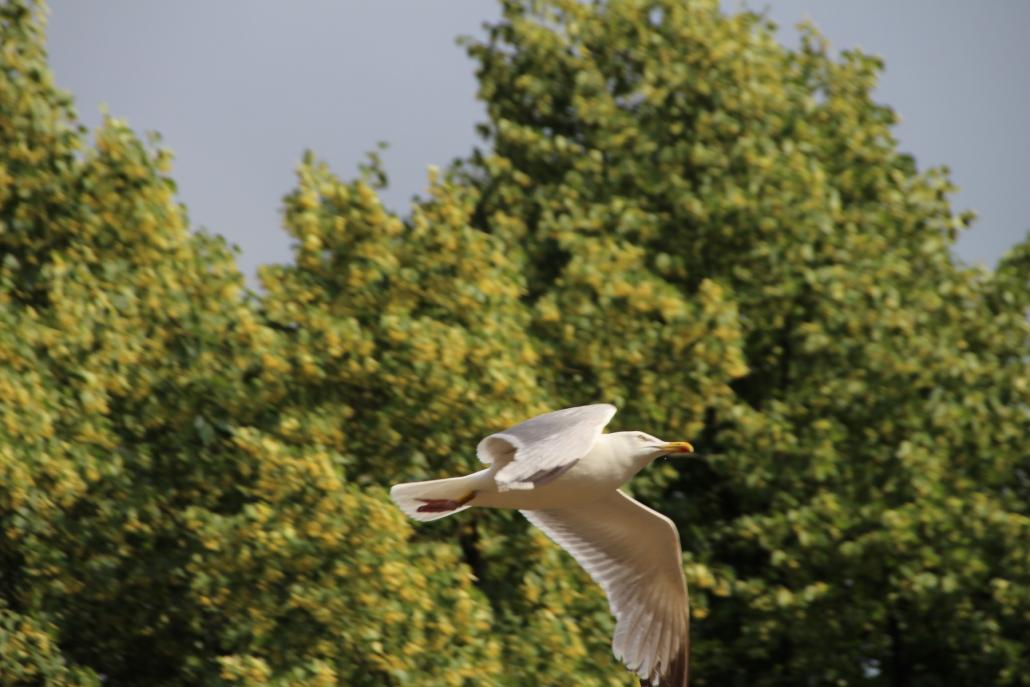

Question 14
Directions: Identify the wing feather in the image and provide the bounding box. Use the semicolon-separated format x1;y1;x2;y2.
477;404;616;490
521;490;690;686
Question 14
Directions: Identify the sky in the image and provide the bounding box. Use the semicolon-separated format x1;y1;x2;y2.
46;1;1030;282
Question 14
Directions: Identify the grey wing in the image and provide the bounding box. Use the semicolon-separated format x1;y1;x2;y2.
521;491;690;686
476;404;617;491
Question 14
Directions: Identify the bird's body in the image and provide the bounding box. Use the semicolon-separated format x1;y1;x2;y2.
469;431;647;510
390;404;695;686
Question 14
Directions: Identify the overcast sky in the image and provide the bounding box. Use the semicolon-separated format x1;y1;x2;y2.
46;1;1030;282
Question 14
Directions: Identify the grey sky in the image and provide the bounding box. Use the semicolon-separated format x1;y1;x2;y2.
46;2;1029;282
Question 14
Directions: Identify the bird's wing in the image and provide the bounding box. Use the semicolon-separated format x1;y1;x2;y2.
521;490;689;686
477;404;616;491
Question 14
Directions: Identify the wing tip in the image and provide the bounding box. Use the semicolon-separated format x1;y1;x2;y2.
638;635;689;687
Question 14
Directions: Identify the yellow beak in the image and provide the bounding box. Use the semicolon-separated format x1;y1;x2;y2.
660;441;695;455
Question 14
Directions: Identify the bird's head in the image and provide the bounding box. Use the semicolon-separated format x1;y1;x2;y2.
608;431;695;465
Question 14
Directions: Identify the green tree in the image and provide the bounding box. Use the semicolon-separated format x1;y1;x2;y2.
455;1;1030;684
1;3;499;685
258;149;747;685
2;0;1028;686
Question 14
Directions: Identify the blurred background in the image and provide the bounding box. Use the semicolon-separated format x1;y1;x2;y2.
47;0;1030;282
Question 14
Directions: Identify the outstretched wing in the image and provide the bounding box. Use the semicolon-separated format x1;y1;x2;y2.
521;490;690;686
477;404;616;491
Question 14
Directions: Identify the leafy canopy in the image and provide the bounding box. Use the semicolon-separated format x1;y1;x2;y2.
1;0;1028;686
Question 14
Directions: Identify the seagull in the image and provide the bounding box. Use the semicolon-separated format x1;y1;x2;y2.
390;403;696;686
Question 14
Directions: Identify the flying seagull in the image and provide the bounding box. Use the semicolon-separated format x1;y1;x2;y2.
390;403;695;686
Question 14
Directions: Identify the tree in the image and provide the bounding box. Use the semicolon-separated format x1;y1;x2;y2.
1;3;499;685
1;0;1028;685
456;1;1030;684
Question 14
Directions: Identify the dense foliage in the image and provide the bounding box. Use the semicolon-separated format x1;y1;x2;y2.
1;0;1028;685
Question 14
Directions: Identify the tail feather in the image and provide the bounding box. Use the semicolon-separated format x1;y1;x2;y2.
390;470;485;522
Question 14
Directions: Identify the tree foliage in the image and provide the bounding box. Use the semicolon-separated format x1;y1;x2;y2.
1;0;1028;685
